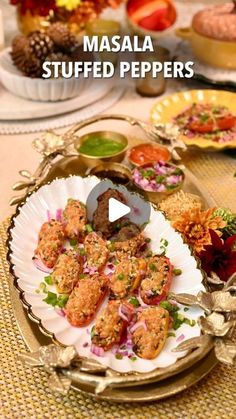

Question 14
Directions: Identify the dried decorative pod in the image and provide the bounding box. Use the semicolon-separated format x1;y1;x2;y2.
214;338;236;365
199;312;235;337
47;22;78;51
38;345;77;368
28;32;54;61
11;35;29;72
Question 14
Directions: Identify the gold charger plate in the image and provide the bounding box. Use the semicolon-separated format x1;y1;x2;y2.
7;154;218;402
150;90;236;151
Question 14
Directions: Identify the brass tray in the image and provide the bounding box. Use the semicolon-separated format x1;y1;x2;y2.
8;151;219;402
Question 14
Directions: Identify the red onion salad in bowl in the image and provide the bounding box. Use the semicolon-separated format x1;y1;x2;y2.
132;161;185;203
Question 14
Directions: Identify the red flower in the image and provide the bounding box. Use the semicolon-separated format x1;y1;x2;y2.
198;229;236;281
10;0;57;16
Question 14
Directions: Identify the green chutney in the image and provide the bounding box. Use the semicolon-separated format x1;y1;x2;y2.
79;137;125;157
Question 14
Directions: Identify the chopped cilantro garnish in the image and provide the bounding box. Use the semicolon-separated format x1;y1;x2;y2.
200;113;210;122
43;292;58;307
145;238;151;243
91;326;95;338
57;294;69;308
149;263;157;272
107;242;115;252
79;247;86;256
44;275;53;285
117;273;124;280
79;274;86;279
160;238;169;247
184;307;189;312
167;332;176;338
173;268;182;276
85;224;93;233
130;356;137;361
156;175;165;183
115;354;123;360
70;238;78;247
166;184;178;190
129;296;140;308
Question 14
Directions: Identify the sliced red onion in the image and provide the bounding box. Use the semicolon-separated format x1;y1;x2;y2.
54;308;65;317
46;210;51;222
84;266;98;275
120;303;134;322
56;209;63;221
157;184;166;192
146;290;154;297
83;342;89;348
90;344;104;357
130;321;147;334
33;258;52;274
118;305;129;322
176;333;185;343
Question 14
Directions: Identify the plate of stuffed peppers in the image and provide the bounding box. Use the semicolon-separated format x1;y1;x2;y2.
8;176;204;374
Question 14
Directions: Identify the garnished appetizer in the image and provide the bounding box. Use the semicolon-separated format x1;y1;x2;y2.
51;250;83;294
111;223;145;261
84;232;109;272
35;220;64;268
132;162;184;193
175;103;236;143
140;255;173;305
65;274;108;327
62;198;87;240
91;300;133;351
110;257;146;299
131;307;169;359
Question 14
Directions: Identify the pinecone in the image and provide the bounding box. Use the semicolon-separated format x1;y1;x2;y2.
28;32;54;61
11;35;29;72
18;55;42;78
47;22;77;52
45;52;71;78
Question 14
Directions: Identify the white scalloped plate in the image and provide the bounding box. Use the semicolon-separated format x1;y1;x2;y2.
9;176;205;373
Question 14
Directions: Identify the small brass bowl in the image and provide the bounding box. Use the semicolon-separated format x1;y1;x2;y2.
88;162;132;186
132;162;185;204
75;131;128;169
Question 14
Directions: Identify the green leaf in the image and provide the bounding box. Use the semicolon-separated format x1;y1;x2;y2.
44;275;53;285
85;224;93;233
115;354;123;360
43;292;58;307
57;294;69;308
128;296;140;308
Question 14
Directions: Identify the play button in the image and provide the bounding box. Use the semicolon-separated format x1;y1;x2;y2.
108;198;131;223
86;179;151;239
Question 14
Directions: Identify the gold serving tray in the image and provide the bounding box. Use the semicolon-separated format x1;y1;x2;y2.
8;149;218;402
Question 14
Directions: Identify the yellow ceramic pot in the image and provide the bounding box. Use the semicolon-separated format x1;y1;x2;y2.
176;27;236;70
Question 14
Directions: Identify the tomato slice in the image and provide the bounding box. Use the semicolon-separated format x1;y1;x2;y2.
217;116;236;131
188;121;214;133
